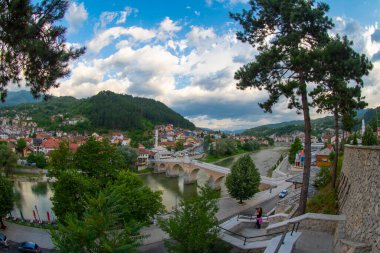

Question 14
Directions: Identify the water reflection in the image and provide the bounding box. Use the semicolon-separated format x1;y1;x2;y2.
139;171;226;212
11;181;54;221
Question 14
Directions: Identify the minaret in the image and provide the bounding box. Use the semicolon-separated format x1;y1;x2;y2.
361;119;365;136
155;129;158;148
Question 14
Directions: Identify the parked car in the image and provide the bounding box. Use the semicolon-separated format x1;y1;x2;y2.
279;189;289;198
18;241;41;253
0;233;8;247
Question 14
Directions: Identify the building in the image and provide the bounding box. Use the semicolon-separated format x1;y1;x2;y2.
316;145;334;167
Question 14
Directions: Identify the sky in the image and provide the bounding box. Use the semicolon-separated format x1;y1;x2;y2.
46;0;380;130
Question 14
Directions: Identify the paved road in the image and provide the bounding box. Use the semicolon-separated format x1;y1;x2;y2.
0;241;51;253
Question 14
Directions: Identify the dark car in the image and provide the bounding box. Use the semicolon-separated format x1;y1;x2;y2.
0;233;8;247
18;241;41;253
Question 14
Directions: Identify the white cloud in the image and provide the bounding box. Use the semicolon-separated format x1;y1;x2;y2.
117;6;139;24
87;26;155;53
65;2;88;33
56;15;380;130
194;11;201;16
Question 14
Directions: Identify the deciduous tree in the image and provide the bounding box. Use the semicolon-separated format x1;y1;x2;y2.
158;187;219;253
225;154;261;204
0;142;17;175
288;137;303;165
16;138;26;157
0;174;14;229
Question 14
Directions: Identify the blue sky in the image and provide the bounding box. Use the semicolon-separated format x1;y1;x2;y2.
51;0;380;130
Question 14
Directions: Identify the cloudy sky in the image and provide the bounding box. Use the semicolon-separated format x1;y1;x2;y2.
50;0;380;130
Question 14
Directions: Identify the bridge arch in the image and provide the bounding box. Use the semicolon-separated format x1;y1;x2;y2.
166;164;184;177
207;175;225;190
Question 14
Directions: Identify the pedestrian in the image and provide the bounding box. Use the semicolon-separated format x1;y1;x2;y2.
256;207;263;229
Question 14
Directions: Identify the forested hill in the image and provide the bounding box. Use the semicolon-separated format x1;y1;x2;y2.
2;91;195;131
0;90;42;107
242;106;380;137
242;116;336;137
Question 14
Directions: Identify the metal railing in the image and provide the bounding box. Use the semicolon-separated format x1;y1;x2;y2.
218;219;301;247
218;225;283;246
273;221;301;253
236;213;268;222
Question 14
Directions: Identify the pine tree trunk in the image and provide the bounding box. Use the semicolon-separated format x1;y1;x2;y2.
332;108;339;188
298;86;312;215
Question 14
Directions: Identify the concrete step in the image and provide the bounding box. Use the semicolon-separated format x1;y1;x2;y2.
264;232;302;253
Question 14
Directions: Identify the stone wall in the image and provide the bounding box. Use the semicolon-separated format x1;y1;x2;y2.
338;145;380;253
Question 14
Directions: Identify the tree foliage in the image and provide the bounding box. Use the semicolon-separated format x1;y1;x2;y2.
175;140;184;151
117;146;138;170
362;125;378;146
27;153;47;168
225;154;261;204
0;174;14;228
51;169;99;221
73;137;125;186
288;137;303;164
49;141;74;177
51;188;142;253
158;187;219;253
0;142;17;175
242;140;260;151
16;138;26;156
0;0;85;101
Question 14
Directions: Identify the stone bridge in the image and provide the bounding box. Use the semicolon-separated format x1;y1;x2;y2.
151;156;230;190
150;156;286;190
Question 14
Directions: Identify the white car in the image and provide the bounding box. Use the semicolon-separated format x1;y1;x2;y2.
0;233;8;247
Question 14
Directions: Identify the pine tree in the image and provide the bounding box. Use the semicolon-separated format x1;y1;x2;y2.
0;0;85;101
230;0;357;214
310;36;371;188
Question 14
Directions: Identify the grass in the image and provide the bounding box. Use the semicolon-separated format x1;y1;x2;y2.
135;167;154;174
306;184;338;214
6;218;57;230
200;148;260;164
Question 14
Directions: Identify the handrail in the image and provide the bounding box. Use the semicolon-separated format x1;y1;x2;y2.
273;221;301;253
237;213;268;221
218;225;283;245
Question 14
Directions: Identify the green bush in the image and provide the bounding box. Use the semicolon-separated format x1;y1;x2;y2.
307;185;337;214
314;166;331;188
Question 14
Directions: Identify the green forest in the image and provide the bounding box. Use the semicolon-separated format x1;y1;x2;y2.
1;91;195;132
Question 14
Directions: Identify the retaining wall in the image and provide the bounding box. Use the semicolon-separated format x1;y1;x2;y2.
338;145;380;253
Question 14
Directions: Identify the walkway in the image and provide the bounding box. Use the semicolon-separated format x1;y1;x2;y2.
1;221;54;249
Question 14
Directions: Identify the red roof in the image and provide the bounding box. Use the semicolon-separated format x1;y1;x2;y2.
42;138;60;149
69;143;79;153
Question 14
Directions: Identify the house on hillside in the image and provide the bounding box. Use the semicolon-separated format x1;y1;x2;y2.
316;145;334;168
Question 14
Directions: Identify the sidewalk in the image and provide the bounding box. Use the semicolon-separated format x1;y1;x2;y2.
2;221;54;249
